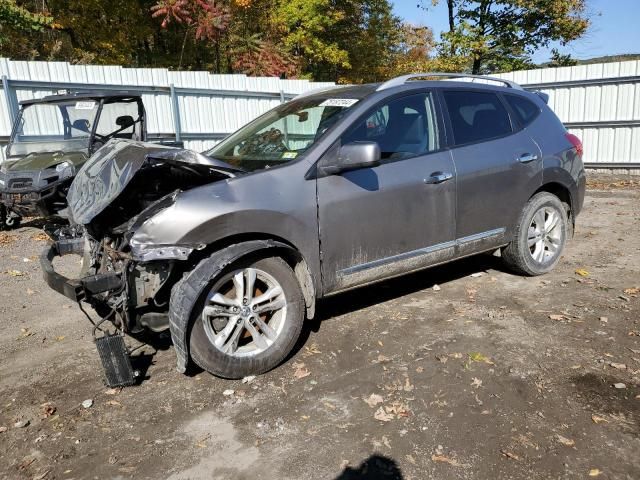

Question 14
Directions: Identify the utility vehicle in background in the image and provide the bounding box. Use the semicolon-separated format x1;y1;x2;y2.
0;91;146;229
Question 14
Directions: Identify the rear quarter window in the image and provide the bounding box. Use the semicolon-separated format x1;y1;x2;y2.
443;90;512;146
504;94;541;127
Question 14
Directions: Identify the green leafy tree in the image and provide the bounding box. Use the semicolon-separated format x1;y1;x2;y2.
421;0;590;74
0;0;52;55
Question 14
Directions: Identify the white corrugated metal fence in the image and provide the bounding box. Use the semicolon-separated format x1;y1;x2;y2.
497;61;640;167
2;58;640;167
0;58;334;160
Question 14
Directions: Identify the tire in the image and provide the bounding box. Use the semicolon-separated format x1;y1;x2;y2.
188;256;305;379
502;192;569;276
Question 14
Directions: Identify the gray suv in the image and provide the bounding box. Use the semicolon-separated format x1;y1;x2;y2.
42;73;586;381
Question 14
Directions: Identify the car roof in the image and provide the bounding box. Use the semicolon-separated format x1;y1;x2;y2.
20;90;142;106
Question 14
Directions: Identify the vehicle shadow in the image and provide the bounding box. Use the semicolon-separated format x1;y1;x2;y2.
333;455;404;479
292;251;510;357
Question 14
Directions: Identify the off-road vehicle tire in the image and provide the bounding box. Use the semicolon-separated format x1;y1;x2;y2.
502;192;569;276
188;256;305;379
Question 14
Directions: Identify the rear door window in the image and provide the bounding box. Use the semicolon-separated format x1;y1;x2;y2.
443;90;512;146
504;94;541;127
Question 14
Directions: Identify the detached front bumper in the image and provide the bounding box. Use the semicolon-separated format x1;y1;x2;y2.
40;239;123;302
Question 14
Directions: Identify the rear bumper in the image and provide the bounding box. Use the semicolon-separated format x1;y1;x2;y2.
40;239;123;302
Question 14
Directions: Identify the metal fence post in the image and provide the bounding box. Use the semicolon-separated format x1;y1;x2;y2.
2;76;19;125
169;83;182;144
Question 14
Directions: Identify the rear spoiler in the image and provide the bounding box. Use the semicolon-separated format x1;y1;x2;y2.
533;91;549;104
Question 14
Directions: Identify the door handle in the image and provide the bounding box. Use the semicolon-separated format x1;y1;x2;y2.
424;171;453;184
517;153;538;163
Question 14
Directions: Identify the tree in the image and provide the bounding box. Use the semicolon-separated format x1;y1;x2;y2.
0;0;52;55
421;0;589;74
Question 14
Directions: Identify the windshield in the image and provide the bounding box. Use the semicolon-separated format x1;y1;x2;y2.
6;100;99;159
204;95;362;171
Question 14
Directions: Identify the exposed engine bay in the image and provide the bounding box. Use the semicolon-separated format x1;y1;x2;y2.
53;140;237;335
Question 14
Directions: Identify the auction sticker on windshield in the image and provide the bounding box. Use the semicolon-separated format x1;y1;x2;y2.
319;99;359;108
75;101;96;110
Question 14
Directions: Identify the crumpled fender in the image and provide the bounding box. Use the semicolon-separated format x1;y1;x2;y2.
169;239;293;373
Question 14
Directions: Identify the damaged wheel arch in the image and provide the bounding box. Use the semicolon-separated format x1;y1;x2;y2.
169;239;315;374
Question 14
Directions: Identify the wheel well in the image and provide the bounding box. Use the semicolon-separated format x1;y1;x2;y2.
190;233;317;319
534;183;572;213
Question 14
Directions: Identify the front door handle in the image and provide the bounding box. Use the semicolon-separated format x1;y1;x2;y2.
424;171;453;184
517;153;539;163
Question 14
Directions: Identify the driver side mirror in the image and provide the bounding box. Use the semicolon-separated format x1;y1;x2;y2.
318;141;381;176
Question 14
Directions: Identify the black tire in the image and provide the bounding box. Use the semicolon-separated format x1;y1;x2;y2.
502;192;569;276
188;256;305;379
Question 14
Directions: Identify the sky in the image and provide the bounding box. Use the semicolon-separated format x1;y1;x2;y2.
392;0;640;64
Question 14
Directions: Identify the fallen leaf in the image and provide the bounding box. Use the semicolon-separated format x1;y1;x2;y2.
623;287;639;295
106;400;122;407
292;362;310;379
55;336;65;341
40;403;56;418
431;454;461;467
549;314;567;321
385;401;410;417
575;269;590;277
374;407;394;422
591;414;608;424
105;388;120;395
471;377;483;389
403;377;414;392
20;328;34;338
589;468;602;477
6;269;26;276
303;343;322;356
555;434;575;447
416;366;424;373
14;420;29;428
469;352;494;365
363;393;384;408
241;375;256;384
500;450;520;461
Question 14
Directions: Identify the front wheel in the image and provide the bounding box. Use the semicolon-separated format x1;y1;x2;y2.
189;256;305;379
502;192;569;276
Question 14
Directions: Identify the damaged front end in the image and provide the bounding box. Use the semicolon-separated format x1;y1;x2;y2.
41;139;236;354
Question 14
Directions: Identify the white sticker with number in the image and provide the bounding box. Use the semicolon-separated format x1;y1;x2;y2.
319;98;359;108
75;101;96;110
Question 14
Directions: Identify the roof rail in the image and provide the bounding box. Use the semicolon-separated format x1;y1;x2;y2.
377;73;523;91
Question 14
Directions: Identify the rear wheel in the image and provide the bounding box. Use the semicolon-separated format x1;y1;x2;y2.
502;192;568;276
189;256;304;379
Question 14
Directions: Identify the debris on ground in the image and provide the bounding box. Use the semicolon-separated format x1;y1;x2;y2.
81;399;94;409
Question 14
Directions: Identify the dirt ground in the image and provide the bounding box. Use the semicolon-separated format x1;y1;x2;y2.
0;174;639;480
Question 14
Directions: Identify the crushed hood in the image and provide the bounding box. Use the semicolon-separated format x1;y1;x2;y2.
67;139;236;226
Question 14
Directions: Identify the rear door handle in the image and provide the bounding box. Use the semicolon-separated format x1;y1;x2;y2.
424;171;453;184
517;153;538;163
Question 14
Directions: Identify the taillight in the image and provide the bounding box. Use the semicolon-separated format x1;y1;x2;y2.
565;133;583;157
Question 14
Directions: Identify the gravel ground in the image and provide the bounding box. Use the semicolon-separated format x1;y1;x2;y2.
0;174;639;480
